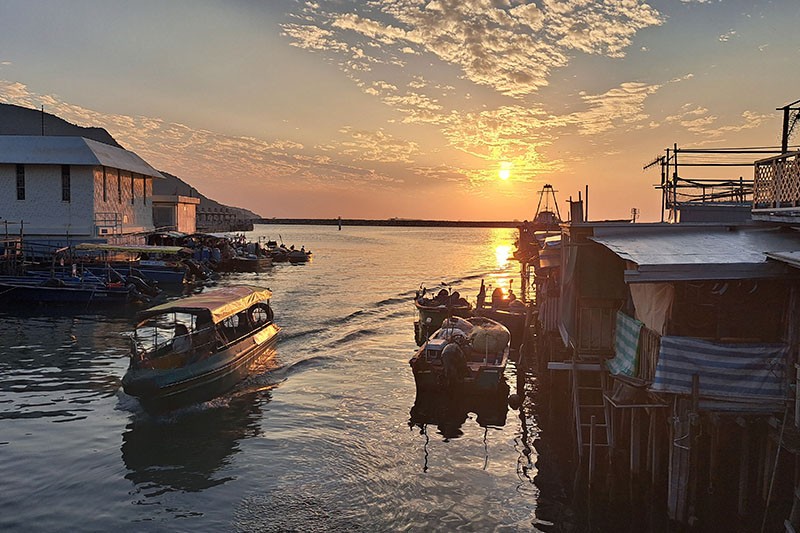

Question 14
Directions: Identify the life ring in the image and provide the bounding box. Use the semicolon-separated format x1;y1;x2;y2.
248;302;273;325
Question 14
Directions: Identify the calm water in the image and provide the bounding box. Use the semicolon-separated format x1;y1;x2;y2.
0;225;548;532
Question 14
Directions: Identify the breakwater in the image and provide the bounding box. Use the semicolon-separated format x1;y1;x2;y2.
256;218;518;228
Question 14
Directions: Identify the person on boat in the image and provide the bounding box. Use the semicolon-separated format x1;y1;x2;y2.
491;287;504;308
172;323;192;354
433;289;449;305
508;289;516;304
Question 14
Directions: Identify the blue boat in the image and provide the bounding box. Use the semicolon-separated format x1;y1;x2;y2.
0;276;134;305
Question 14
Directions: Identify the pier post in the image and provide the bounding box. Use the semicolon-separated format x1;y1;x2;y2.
737;417;750;517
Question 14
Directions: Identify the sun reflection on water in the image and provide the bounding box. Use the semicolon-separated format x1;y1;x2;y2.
495;245;511;269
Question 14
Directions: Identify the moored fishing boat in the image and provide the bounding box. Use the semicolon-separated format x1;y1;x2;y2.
122;285;280;413
473;279;528;350
413;286;472;346
410;316;510;394
0;275;136;305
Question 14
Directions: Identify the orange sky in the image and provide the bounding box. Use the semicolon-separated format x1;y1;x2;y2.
1;0;798;221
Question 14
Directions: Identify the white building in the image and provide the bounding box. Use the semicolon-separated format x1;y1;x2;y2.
0;135;164;245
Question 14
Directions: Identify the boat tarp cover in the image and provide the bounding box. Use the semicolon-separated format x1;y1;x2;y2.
139;285;272;324
649;336;788;402
605;311;642;378
75;243;189;255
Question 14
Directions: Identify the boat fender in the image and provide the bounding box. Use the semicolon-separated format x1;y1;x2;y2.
248;302;273;325
507;393;522;410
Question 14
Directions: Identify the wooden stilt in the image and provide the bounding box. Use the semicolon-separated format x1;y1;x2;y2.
738;418;750;517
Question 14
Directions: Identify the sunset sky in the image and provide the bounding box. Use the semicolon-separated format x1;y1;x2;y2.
1;0;798;221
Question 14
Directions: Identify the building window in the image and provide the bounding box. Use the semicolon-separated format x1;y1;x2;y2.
16;164;24;200
131;174;135;205
61;165;71;202
143;176;147;205
102;167;107;202
117;169;122;203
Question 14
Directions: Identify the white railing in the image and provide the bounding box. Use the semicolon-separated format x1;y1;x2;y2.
753;151;800;211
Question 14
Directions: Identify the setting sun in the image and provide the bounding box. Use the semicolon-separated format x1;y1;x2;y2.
498;161;512;181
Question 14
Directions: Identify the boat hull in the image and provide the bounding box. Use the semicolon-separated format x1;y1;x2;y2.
123;323;280;413
412;359;508;395
0;280;131;305
214;257;272;273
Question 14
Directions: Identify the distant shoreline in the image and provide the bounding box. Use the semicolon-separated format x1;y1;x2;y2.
255;218;519;228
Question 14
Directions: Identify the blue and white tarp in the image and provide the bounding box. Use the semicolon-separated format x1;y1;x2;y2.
650;336;788;402
606;311;643;377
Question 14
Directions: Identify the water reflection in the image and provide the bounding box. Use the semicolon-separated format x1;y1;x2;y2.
494;244;511;269
408;387;510;472
121;391;267;496
0;312;130;422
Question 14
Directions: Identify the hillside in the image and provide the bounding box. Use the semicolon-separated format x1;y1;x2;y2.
0;103;259;220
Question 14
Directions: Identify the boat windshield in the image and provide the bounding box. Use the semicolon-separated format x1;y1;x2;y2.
133;312;212;357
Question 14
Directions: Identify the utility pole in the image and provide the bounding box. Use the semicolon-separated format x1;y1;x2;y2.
779;99;800;153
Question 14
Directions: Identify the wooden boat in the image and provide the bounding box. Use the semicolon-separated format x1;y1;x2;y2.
74;243;196;285
287;248;311;263
410;316;510;394
413;286;472;346
122;285;280;413
473;280;528;350
0;275;135;305
213;255;272;273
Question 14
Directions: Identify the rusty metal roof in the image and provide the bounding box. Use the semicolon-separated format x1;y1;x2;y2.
588;224;800;282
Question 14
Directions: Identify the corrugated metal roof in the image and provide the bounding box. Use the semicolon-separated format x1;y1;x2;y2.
589;225;800;282
0;135;164;178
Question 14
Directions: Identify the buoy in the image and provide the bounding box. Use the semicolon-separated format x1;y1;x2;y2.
508;393;522;410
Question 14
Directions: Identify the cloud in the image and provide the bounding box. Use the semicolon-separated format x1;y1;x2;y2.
658;103;771;139
0;81;405;197
327;127;419;163
283;1;664;97
573;82;663;135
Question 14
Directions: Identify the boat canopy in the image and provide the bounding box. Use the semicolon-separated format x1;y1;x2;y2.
139;285;272;324
75;243;190;255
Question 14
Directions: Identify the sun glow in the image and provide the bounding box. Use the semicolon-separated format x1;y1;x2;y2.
495;245;511;268
498;161;512;181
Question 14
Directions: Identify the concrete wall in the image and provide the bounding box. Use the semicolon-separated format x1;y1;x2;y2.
0;163;94;236
92;167;154;236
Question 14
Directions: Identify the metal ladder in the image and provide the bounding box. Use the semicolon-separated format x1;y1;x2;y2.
571;362;611;460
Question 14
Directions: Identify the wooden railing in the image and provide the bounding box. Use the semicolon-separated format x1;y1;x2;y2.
753;151;800;210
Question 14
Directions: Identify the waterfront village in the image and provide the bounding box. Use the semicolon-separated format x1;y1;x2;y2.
6;101;800;530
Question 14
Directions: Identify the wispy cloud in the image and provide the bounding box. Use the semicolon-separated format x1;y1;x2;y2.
284;0;663;97
0;81;406;197
574;82;663;135
326;127;419;164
